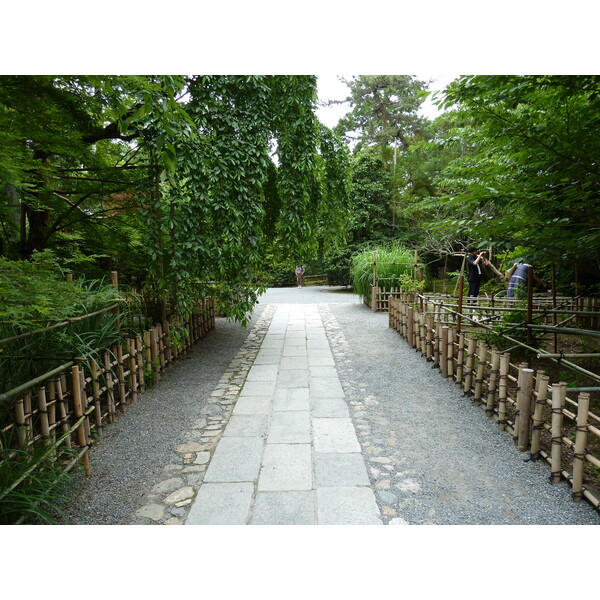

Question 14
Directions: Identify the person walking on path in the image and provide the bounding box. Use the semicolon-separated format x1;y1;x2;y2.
466;246;489;297
295;264;305;288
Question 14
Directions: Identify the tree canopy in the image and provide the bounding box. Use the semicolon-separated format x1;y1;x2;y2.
0;75;352;322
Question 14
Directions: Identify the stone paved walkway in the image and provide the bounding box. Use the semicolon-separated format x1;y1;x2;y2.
186;303;381;524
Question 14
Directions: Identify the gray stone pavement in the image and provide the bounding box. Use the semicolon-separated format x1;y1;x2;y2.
185;302;382;524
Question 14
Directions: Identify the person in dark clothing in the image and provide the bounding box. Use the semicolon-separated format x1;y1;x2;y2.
505;263;546;298
466;246;488;297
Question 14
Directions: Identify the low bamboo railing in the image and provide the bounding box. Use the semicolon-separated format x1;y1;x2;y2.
389;294;600;512
0;298;215;480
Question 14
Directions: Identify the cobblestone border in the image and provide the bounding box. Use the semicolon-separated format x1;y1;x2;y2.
319;304;408;525
132;304;277;524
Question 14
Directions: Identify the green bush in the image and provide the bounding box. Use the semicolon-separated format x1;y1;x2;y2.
350;243;425;298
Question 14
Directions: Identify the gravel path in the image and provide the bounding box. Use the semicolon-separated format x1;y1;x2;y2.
64;307;266;525
64;286;600;525
327;303;600;525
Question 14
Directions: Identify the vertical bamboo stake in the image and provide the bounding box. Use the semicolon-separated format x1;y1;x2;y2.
71;365;91;476
104;350;116;424
15;394;27;449
129;338;138;403
550;382;567;484
463;337;476;395
456;333;465;385
426;313;434;361
79;367;92;443
516;368;534;451
116;344;127;413
90;360;103;437
473;341;488;403
486;350;500;417
37;386;51;449
48;378;57;446
157;323;166;370
572;392;590;502
23;390;32;445
530;373;549;460
447;327;455;381
407;306;414;348
150;327;160;384
55;376;72;448
440;326;449;378
136;334;145;394
498;353;510;431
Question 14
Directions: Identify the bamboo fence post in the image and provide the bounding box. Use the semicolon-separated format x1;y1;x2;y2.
457;275;464;333
144;330;152;366
150;327;160;384
433;323;441;367
407;306;414;348
426;313;434;361
447;327;455;381
71;365;91;476
550;382;567;484
440;326;449;379
516;368;534;451
14;394;27;449
456;333;465;384
37;386;51;448
463;337;477;395
90;360;103;438
486;350;501;417
530;373;549;460
128;338;138;403
136;334;145;394
572;392;590;502
23;390;33;445
55;376;72;448
103;350;117;424
79;367;92;443
116;344;127;413
473;341;488;403
498;353;510;432
48;378;57;447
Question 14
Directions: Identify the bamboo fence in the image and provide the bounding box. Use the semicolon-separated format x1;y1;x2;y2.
389;293;600;512
0;297;215;485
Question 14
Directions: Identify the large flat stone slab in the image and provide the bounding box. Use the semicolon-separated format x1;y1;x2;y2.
186;483;253;525
267;411;311;444
273;388;310;411
251;491;316;525
313;418;361;453
233;395;271;415
280;356;308;370
315;453;371;487
258;444;312;491
310;377;345;397
246;364;278;381
317;487;382;525
204;437;264;482
310;396;349;418
277;369;309;388
223;414;268;437
240;381;276;397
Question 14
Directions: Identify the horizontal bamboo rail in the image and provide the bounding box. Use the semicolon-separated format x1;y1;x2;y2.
389;295;600;513
0;297;216;505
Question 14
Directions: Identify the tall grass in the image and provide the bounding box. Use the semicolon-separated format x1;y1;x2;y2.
0;443;75;524
351;243;424;299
